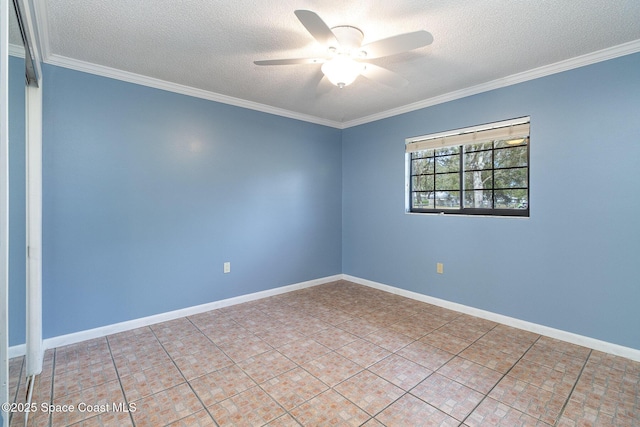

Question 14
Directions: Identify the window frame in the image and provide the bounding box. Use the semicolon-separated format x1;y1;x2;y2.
405;118;530;218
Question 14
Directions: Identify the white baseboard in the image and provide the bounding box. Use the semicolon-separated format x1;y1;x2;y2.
342;274;640;362
8;343;26;359
8;274;342;357
9;273;639;363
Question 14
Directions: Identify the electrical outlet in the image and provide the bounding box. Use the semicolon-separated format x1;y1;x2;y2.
436;262;444;274
223;262;231;273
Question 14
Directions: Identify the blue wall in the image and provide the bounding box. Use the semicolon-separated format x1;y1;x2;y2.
41;64;342;338
9;55;26;347
9;53;639;350
342;53;640;349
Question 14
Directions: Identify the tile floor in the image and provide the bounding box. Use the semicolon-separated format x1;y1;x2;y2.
7;280;640;426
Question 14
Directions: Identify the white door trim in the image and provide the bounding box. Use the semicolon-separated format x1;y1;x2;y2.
1;0;12;423
25;82;43;376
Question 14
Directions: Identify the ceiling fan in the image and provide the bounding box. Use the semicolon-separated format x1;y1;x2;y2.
254;10;433;89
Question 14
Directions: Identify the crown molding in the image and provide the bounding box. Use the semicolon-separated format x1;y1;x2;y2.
31;0;342;127
9;43;25;58
44;53;344;129
38;32;640;131
342;39;640;128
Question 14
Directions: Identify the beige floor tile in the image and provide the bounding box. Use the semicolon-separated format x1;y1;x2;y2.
368;354;432;391
187;309;232;329
335;339;391;368
8;356;24;401
420;329;473;354
50;380;127;427
207;386;285;427
10;281;640;427
107;327;161;356
150;318;201;343
489;375;568;425
375;393;459;427
284;316;331;336
459;342;522;373
131;383;204;427
418;304;461;321
302;351;363;387
309;325;359;350
337;317;382;338
437;321;489;342
163;409;216;427
160;332;216;358
465;397;549;427
309;308;356;326
397;340;454;371
264;413;304;426
476;326;539;355
261;367;328;410
237;349;297;384
54;339;113;375
334;370;404;416
363;326;415;352
387;319;433;340
522;345;586;374
255;326;306;348
234;312;282;333
290;389;370;427
437;356;503;394
533;336;591;361
118;358;185;402
189;364;256;407
411;373;484;421
171;344;234;380
112;345;173;377
558;353;640;426
277;337;331;365
409;313;451;332
53;360;119;399
216;334;273;362
66;409;134;427
508;358;578;394
361;417;386;426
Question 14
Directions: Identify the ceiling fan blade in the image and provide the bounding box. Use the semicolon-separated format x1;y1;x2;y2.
361;30;433;59
294;10;339;46
361;63;408;88
254;58;325;66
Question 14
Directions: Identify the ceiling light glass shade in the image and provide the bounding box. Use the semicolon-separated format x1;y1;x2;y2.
321;56;364;88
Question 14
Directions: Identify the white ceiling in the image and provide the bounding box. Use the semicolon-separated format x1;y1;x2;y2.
19;0;640;127
9;2;24;53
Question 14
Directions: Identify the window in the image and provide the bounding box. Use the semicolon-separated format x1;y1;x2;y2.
405;118;530;217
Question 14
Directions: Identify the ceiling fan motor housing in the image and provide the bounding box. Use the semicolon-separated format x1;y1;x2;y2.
330;26;365;55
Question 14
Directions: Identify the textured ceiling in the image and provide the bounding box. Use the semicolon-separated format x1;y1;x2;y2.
26;0;640;127
9;2;24;50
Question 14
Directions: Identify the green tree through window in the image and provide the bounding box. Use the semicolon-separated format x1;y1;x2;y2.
406;119;529;217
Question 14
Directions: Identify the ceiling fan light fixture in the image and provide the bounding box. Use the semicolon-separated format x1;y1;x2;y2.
255;10;434;90
321;55;363;88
